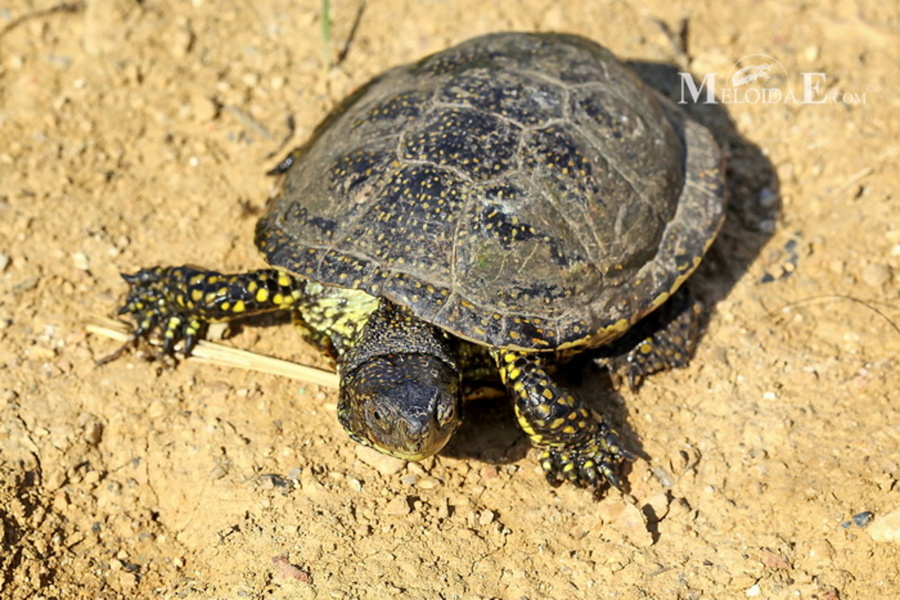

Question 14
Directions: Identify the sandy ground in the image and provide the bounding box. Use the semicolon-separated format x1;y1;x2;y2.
1;0;898;598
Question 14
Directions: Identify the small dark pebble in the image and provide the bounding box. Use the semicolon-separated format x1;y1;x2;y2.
260;473;291;489
122;560;141;574
761;236;800;283
852;511;874;527
841;510;874;529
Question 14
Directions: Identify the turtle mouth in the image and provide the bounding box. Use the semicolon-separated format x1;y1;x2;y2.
366;441;440;462
344;406;458;461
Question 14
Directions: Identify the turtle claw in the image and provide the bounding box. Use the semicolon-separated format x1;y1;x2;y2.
116;267;206;358
539;425;631;493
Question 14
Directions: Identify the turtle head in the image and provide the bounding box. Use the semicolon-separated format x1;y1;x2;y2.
338;352;462;461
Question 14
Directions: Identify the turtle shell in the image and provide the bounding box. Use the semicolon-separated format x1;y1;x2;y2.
255;32;725;351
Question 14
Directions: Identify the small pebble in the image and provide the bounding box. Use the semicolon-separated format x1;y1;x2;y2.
760;549;790;570
383;495;410;516
642;493;671;521
868;508;900;543
73;252;90;271
746;583;761;597
466;510;478;529
829;259;846;275
417;477;440;489
611;503;653;547
271;555;310;583
852;511;874;527
841;510;876;529
436;497;450;520
355;445;406;475
82;420;103;446
860;263;891;288
192;94;219;122
480;465;499;479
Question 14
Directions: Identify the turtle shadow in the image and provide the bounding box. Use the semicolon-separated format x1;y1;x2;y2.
439;357;638;477
602;62;781;466
441;394;531;465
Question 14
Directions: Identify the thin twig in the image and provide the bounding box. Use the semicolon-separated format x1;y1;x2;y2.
87;317;339;388
827;167;874;200
0;1;84;39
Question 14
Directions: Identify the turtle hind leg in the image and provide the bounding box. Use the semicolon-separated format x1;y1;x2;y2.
595;286;705;391
495;350;632;492
117;266;306;356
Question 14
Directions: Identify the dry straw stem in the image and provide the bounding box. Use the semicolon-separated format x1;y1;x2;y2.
87;317;339;389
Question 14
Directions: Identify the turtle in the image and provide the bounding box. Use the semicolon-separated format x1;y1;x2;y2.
115;32;725;494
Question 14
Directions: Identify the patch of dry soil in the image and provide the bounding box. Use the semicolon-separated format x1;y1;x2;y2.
1;1;897;598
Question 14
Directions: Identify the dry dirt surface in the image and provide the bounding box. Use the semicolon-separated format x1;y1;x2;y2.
1;1;898;598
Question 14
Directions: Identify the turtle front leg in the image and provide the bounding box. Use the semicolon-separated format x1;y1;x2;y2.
496;350;631;492
117;266;306;355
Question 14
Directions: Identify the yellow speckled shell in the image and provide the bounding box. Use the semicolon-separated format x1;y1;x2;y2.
256;33;725;351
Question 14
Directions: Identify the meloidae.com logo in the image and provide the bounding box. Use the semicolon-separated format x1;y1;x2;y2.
679;54;867;105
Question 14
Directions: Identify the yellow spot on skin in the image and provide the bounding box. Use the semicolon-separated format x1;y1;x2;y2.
277;273;292;287
232;300;246;313
191;289;203;302
517;419;536;436
542;389;554;400
220;302;231;311
273;293;284;306
256;288;270;303
247;280;258;293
